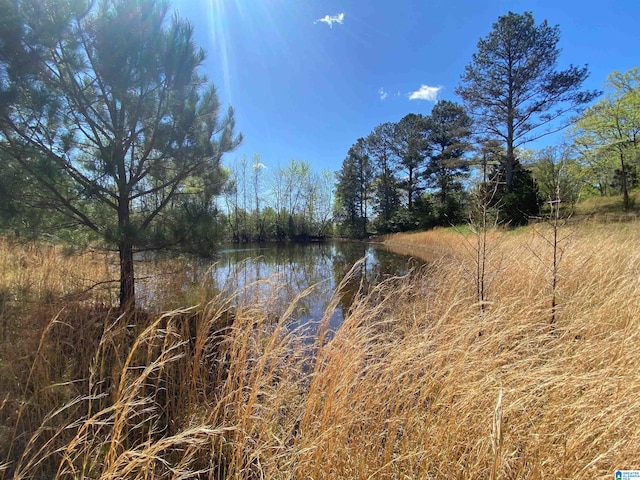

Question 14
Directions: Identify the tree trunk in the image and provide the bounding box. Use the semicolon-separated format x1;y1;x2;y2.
620;151;630;210
407;166;414;211
360;184;368;237
505;142;515;192
118;197;135;309
119;238;135;309
506;74;515;192
440;165;448;208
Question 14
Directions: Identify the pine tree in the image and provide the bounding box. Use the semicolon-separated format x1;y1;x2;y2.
456;11;598;202
0;0;241;308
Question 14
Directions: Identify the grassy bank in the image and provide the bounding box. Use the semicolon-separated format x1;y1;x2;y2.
1;221;639;478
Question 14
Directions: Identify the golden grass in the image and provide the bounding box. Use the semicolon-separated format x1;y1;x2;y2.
1;223;640;479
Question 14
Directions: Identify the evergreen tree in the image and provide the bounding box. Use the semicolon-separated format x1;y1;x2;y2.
334;138;373;237
394;113;428;212
366;123;401;232
0;0;241;308
456;11;598;207
425;100;473;223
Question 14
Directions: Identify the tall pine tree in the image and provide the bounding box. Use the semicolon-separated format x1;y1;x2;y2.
0;0;241;308
456;11;598;212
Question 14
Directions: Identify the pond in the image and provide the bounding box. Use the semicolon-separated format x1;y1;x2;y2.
138;241;421;332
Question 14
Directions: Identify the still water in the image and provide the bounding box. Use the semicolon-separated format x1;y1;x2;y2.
140;241;420;331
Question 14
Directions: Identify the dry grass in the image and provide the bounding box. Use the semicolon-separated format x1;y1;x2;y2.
1;223;639;479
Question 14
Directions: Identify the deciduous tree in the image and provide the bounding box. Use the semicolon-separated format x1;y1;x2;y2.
572;68;640;210
530;146;583;211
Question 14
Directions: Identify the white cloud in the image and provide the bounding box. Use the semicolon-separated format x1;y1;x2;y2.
408;84;442;101
252;162;267;170
378;88;404;101
314;13;344;28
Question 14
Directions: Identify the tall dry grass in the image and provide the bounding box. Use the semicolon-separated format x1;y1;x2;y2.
1;224;639;479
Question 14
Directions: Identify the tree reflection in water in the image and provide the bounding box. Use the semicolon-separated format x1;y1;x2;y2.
207;242;418;332
137;242;418;334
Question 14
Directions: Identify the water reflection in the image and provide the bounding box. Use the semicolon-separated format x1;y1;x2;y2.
214;242;418;329
139;242;419;331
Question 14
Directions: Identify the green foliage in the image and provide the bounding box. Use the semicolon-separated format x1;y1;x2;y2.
425;100;473;223
0;0;240;306
394;113;428;211
530;146;584;212
334;11;598;233
572;68;640;210
457;11;598;201
497;166;541;226
412;195;438;229
470;141;539;227
378;207;419;233
367;123;402;229
223;157;333;242
334;138;374;237
334;101;472;237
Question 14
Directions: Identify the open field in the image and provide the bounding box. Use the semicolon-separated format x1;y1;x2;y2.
1;220;640;479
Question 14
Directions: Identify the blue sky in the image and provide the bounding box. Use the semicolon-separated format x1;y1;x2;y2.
174;0;640;174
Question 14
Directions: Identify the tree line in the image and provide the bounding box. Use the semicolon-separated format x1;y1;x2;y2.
222;156;333;243
334;11;609;237
335;102;473;236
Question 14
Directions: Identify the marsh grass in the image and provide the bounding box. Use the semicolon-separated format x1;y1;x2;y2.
1;225;639;479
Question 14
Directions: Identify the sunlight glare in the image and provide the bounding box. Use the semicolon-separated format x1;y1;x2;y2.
206;0;234;103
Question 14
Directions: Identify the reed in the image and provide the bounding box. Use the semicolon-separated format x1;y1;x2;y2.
1;224;639;479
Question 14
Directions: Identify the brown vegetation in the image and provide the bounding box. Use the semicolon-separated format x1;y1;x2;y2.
1;222;639;478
